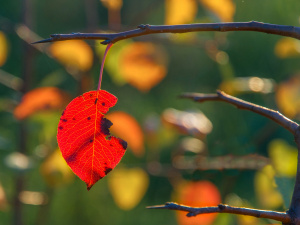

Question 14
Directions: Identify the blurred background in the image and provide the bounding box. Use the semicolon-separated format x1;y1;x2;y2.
1;0;300;225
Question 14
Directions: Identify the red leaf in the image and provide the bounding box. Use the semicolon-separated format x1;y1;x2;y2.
57;90;127;190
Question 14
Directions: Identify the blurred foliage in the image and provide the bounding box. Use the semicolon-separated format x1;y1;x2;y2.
0;0;300;225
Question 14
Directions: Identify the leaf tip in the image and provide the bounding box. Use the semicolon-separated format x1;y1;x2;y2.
118;138;128;150
86;184;93;191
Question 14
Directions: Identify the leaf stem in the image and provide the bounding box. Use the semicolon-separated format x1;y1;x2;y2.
97;43;113;91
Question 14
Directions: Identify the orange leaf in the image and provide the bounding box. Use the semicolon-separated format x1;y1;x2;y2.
49;40;93;71
119;42;168;92
176;180;221;225
106;111;144;157
14;87;71;120
101;0;123;10
199;0;235;22
165;0;198;25
276;74;300;118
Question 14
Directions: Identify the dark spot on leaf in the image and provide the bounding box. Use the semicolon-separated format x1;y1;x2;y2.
72;117;76;120
89;139;93;143
118;139;127;150
62;118;67;122
94;98;98;105
59;126;63;130
104;167;112;175
62;110;65;116
110;144;113;147
90;93;93;97
102;102;105;106
100;118;113;135
87;117;91;120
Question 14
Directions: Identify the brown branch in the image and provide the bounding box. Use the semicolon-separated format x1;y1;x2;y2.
173;154;270;170
181;90;299;135
147;202;291;223
289;128;300;224
32;21;300;44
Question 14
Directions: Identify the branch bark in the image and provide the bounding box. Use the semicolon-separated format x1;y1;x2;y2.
181;91;299;135
181;91;300;224
32;21;300;44
148;202;291;223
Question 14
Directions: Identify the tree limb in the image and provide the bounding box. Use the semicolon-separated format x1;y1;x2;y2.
32;21;300;44
181;90;299;135
147;202;291;223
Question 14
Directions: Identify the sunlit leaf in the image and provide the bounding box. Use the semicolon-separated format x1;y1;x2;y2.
5;152;33;172
57;90;127;190
254;165;283;209
175;180;221;225
108;167;149;210
49;40;93;71
106;111;144;157
165;0;198;25
219;77;275;95
276;74;300;118
100;0;123;10
40;149;74;187
14;87;71;120
162;108;213;139
268;139;297;177
119;42;168;92
19;191;48;205
0;31;8;67
274;37;300;58
199;0;235;22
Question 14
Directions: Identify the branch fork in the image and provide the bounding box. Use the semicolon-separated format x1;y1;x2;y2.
34;21;300;225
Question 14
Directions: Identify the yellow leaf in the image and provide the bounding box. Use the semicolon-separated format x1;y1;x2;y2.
0;31;8;67
100;0;123;10
274;37;300;58
199;0;235;22
276;74;300;118
108;167;149;210
40;149;74;187
165;0;198;25
254;165;283;209
106;111;145;157
119;42;168;92
49;40;93;71
268;139;297;177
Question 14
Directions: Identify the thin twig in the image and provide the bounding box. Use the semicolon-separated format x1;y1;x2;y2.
147;202;291;223
173;154;270;170
32;21;300;44
181;91;299;135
